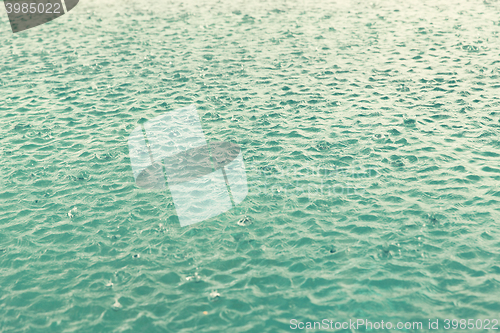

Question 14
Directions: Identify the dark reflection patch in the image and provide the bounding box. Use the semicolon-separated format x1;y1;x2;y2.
4;0;79;33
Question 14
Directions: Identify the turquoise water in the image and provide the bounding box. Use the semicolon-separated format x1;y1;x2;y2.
1;0;500;332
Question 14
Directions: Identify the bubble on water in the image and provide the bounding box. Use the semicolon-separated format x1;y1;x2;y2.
112;298;122;310
209;290;220;300
237;216;253;226
68;207;77;218
186;272;201;282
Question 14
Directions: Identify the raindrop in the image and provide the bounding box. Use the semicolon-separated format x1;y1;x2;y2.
237;216;253;226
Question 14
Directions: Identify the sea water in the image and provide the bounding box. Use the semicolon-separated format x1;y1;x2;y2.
0;0;499;332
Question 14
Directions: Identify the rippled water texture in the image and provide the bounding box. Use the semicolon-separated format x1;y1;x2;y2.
1;0;500;332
